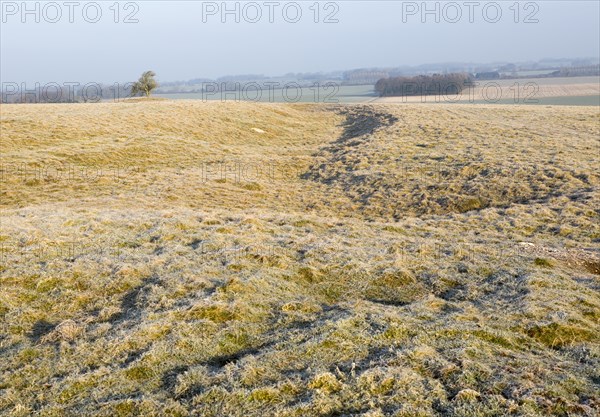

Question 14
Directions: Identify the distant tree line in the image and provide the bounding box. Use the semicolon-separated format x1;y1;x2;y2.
375;73;472;97
3;72;158;103
1;83;134;104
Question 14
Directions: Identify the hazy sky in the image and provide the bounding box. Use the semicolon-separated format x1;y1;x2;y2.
1;1;599;84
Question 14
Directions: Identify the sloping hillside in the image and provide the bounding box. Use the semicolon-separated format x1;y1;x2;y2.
0;101;599;416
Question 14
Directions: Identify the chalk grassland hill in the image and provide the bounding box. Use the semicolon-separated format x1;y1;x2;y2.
0;101;599;416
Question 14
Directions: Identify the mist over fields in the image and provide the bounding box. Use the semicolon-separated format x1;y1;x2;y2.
2;0;600;84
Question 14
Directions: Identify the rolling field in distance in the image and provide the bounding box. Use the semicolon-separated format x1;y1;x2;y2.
155;77;600;105
1;101;599;416
156;84;377;103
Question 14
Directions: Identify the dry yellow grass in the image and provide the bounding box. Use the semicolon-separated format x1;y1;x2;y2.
0;101;599;416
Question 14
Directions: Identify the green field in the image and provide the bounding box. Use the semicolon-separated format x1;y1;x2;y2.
157;84;378;104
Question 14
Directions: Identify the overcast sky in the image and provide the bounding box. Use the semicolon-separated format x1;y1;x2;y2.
1;1;599;84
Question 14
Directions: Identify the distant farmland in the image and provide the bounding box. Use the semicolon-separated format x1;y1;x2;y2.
157;84;378;103
155;76;600;106
374;76;600;106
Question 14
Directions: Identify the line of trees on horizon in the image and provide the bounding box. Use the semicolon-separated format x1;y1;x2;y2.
2;71;158;104
1;83;135;104
375;73;473;97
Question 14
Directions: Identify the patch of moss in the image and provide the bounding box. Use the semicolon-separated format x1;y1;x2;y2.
534;258;554;268
240;182;262;191
526;322;595;349
113;401;138;417
124;365;153;381
186;304;237;323
472;330;514;349
248;387;281;403
58;381;92;404
18;347;40;362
